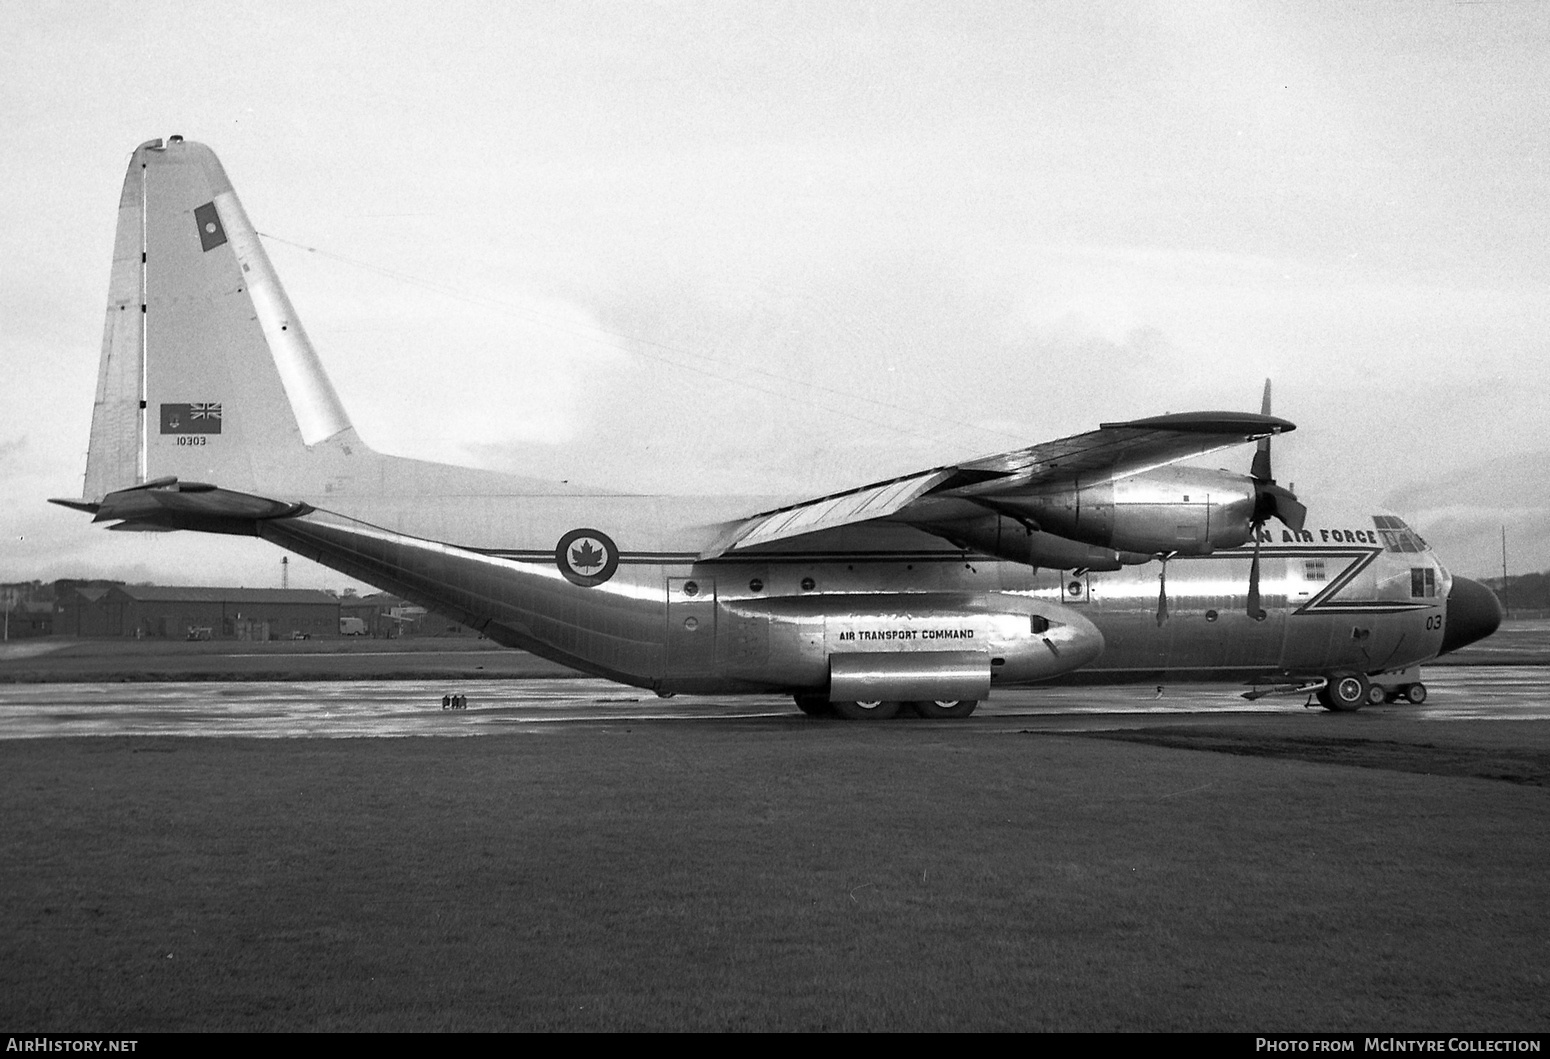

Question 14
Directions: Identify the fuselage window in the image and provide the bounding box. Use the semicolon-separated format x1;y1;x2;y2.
1410;567;1437;598
1304;559;1326;581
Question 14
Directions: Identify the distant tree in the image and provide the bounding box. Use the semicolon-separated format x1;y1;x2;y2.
1486;571;1550;612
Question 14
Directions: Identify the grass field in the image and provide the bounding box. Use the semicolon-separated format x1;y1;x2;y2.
3;721;1547;1031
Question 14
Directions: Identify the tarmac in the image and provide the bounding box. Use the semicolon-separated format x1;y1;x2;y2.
0;664;1545;739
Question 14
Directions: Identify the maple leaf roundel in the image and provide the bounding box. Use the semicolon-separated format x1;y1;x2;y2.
555;528;620;587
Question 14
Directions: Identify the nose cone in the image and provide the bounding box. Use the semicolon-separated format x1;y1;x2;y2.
1049;608;1107;673
1439;577;1504;655
1012;606;1106;682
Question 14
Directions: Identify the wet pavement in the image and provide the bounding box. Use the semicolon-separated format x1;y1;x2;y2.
0;664;1544;739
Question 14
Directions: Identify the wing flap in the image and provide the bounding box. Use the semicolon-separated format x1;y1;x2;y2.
701;469;953;559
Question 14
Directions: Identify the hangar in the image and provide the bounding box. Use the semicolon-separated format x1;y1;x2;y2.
57;585;341;641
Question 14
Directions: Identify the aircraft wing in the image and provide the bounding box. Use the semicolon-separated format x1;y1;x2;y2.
701;411;1293;559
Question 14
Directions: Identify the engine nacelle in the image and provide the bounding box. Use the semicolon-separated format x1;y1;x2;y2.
906;509;1151;571
988;467;1258;556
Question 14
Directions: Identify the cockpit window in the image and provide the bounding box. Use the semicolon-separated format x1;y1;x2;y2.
1372;515;1429;553
1411;568;1437;598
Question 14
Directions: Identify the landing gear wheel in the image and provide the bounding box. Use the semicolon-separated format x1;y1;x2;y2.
793;693;834;717
1317;672;1369;712
1403;683;1428;704
910;699;978;719
832;700;902;720
1366;683;1388;707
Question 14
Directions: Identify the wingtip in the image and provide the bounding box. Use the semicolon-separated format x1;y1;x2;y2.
1102;411;1295;435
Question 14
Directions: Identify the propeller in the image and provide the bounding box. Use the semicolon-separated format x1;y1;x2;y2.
1151;381;1304;626
1245;380;1306;620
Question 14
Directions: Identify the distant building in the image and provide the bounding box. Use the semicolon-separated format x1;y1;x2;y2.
1;600;54;639
57;585;341;641
340;592;480;638
3;580;78;640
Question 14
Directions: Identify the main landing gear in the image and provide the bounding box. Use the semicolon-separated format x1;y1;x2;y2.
792;695;979;720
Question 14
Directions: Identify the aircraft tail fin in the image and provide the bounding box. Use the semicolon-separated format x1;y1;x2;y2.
81;136;366;502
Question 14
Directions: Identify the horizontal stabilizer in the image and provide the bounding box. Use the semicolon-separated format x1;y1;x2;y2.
81;479;311;535
47;498;102;515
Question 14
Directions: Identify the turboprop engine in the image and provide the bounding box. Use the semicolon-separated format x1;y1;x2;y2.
982;464;1306;557
901;505;1153;571
986;466;1259;555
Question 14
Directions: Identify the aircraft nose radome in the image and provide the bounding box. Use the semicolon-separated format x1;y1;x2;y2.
1440;577;1504;655
1058;609;1107;669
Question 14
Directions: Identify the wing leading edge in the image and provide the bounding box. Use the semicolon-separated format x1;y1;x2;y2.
701;411;1293;559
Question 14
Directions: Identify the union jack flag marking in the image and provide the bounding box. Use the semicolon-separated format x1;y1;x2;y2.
160;402;223;434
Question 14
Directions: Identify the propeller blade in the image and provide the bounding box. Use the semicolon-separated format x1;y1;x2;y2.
1247;381;1285;617
1247;533;1266;621
1251;379;1274;482
1274;492;1308;533
1259;481;1308;532
1251;438;1272;483
1156;555;1169;627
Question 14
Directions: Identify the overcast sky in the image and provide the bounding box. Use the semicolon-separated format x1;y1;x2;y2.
3;0;1548;591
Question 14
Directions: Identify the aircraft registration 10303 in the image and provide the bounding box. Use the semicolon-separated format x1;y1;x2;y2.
52;137;1503;719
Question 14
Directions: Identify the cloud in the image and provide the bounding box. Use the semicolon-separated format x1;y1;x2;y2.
1383;451;1550;577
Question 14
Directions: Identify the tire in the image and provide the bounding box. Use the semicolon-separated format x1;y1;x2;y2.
1404;683;1428;704
832;699;902;721
1317;672;1369;712
1366;683;1388;707
911;699;978;719
793;693;834;717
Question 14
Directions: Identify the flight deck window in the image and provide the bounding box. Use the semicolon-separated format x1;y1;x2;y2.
1411;568;1437;598
1373;515;1429;554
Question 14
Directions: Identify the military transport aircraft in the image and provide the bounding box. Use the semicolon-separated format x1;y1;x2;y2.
52;138;1503;718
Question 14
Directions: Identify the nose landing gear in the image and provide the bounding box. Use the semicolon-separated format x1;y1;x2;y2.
1366;681;1428;705
1316;672;1370;712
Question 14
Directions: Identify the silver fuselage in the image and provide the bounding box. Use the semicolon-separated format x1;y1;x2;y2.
255;492;1449;695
